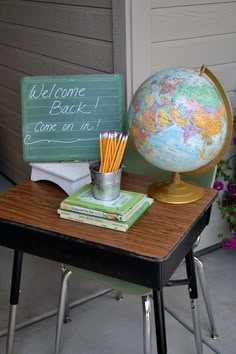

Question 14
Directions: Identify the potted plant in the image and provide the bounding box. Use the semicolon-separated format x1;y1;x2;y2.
214;137;236;248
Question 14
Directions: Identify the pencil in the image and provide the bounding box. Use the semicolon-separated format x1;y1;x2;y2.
112;135;126;171
102;132;112;172
99;131;128;172
110;132;116;162
107;132;114;169
110;133;123;172
113;135;128;171
99;132;103;172
99;132;106;172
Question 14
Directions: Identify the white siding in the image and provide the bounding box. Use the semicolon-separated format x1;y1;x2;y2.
127;0;236;115
125;0;236;249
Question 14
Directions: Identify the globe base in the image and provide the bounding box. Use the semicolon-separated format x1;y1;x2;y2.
148;172;204;204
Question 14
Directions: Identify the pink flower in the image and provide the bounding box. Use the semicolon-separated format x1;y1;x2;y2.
227;183;236;199
213;181;224;191
233;136;236;144
222;237;236;248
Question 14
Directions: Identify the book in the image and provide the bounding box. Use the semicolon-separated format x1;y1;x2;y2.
60;194;147;222
58;198;153;232
60;184;146;216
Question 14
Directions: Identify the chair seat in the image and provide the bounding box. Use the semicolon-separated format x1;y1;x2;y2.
72;267;151;296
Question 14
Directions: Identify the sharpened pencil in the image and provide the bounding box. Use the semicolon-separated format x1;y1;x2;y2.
113;134;128;171
99;131;128;172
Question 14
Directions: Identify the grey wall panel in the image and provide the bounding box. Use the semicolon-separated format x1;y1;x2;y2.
0;23;113;72
0;0;114;182
0;107;21;133
0;86;20;115
25;0;112;7
0;126;23;156
0;45;103;76
0;2;112;41
0;152;31;182
0;65;23;92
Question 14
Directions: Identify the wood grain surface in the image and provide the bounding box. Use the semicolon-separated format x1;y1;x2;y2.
0;173;217;258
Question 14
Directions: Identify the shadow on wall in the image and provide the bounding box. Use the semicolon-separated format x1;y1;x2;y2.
124;138;171;180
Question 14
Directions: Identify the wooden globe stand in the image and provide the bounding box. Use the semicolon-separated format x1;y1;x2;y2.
148;172;204;204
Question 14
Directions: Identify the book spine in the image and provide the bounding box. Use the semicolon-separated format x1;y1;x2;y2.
58;198;153;231
125;199;153;227
60;202;122;221
59;211;127;232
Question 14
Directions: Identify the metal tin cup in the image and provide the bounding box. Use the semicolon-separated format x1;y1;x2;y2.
89;161;122;201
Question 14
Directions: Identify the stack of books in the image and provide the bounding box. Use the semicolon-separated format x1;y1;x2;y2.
57;184;153;232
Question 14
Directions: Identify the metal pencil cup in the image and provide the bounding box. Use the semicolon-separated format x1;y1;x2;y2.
89;161;122;201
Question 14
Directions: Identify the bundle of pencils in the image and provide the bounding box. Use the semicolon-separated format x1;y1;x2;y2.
99;131;128;172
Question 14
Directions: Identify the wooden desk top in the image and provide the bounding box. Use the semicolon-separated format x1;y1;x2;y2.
0;173;217;260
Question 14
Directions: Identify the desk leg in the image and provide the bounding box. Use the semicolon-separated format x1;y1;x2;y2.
153;289;167;354
185;249;203;354
6;250;23;354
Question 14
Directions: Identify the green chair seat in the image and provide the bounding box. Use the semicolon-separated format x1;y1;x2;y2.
77;267;151;296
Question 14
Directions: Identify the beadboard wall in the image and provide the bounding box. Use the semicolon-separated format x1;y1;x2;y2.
124;0;236;249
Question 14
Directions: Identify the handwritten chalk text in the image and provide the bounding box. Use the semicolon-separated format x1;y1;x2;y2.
29;84;86;99
49;101;92;115
31;119;101;139
29;84;100;116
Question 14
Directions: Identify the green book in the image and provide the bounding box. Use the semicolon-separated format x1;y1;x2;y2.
60;184;146;216
58;198;153;232
60;194;148;222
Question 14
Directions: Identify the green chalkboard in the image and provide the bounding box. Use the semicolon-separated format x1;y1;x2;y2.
21;74;124;161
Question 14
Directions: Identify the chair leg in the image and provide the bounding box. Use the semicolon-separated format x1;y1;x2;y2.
54;267;72;354
142;295;152;354
190;298;203;354
63;285;71;323
6;305;17;354
61;265;71;324
185;250;203;354
114;290;124;301
6;250;23;354
194;256;218;339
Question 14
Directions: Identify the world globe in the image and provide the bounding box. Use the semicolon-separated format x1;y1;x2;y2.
128;66;233;203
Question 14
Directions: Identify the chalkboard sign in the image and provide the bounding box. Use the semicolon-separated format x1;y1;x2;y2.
21;74;124;161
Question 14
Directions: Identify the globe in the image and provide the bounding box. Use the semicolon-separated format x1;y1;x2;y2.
128;66;233;203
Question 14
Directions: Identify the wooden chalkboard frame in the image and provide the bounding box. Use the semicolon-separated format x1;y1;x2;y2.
21;74;124;162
